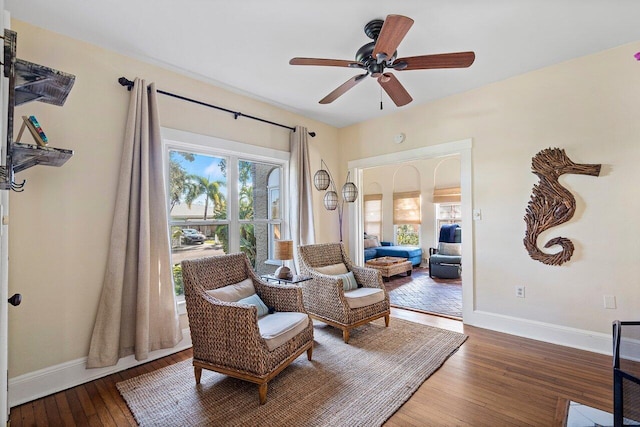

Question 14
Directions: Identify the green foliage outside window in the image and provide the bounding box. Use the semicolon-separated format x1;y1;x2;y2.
396;224;419;245
168;153;262;294
173;264;184;296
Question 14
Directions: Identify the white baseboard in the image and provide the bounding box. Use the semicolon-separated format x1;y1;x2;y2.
465;310;613;355
8;328;192;408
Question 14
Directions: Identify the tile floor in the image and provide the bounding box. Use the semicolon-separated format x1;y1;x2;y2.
566;401;640;426
384;266;462;318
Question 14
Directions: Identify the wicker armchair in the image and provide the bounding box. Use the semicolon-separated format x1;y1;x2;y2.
297;243;390;343
181;253;314;404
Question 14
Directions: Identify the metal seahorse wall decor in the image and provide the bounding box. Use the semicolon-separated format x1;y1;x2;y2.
523;148;601;266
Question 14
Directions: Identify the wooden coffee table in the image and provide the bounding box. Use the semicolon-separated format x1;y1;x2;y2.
365;256;413;281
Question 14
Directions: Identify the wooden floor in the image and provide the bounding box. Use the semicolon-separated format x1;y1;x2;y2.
10;308;612;426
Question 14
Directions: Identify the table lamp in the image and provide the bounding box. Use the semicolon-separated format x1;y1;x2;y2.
274;240;293;279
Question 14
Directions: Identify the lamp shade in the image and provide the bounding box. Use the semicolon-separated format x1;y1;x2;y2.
342;182;358;203
313;169;331;191
324;191;338;210
274;240;293;261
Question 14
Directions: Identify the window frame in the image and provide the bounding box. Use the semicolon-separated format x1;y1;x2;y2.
236;158;284;267
393;223;421;246
363;194;383;240
161;128;290;311
392;191;421;246
435;202;462;245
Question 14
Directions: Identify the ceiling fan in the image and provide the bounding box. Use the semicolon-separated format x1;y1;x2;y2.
289;14;475;107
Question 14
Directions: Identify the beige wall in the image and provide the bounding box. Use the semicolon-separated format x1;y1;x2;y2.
7;20;340;377
342;40;640;338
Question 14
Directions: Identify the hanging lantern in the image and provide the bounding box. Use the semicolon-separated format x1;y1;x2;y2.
314;169;330;191
323;191;338;210
342;182;358;203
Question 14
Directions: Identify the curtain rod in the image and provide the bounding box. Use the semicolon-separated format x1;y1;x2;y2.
117;77;316;137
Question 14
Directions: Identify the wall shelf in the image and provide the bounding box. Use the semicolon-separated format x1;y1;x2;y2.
10;143;73;174
1;29;75;191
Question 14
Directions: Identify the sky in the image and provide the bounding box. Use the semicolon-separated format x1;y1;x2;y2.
170;150;228;204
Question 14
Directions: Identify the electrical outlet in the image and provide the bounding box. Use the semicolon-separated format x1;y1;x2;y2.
604;295;616;309
515;286;525;298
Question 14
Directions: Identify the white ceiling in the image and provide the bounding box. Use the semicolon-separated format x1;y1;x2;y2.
6;1;640;128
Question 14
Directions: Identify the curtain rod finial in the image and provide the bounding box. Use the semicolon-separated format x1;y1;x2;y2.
118;77;134;91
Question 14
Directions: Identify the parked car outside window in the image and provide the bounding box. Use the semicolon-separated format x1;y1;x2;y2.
182;228;206;245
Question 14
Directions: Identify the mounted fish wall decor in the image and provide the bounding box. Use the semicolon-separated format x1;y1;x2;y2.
523;148;601;266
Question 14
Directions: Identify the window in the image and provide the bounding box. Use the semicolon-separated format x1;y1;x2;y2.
164;133;287;297
363;194;382;239
436;203;462;242
393;191;421;245
267;169;281;260
237;160;283;270
433;186;461;244
437;203;461;224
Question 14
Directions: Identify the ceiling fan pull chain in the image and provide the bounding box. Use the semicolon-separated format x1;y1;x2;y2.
380;87;383;110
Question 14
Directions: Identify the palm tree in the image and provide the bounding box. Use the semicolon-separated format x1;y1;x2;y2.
184;175;226;220
168;151;195;212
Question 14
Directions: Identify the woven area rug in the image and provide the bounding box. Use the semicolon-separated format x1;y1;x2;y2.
117;318;467;426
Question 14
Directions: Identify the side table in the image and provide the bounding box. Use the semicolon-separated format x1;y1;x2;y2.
260;274;312;285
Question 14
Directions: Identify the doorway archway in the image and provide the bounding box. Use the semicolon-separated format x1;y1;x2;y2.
347;138;473;321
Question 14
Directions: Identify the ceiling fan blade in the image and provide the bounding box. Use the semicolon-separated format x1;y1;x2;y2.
394;52;476;70
372;15;414;62
319;74;368;104
289;57;363;68
378;73;412;107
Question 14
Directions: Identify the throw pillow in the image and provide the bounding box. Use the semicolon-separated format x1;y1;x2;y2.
438;242;462;256
336;271;358;291
237;293;270;317
364;238;377;249
206;278;255;302
315;262;348;275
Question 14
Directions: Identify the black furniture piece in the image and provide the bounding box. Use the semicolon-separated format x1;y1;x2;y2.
613;320;640;426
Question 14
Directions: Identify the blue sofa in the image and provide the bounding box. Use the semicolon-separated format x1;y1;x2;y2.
364;242;423;266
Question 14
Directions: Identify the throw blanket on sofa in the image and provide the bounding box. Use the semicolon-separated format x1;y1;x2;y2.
439;224;460;243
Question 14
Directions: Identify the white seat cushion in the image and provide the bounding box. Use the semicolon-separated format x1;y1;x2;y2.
257;312;309;351
343;287;385;309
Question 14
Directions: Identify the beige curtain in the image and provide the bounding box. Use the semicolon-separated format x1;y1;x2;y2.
289;126;315;270
87;78;182;368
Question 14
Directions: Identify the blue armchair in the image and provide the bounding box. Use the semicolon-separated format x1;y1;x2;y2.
429;226;462;279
